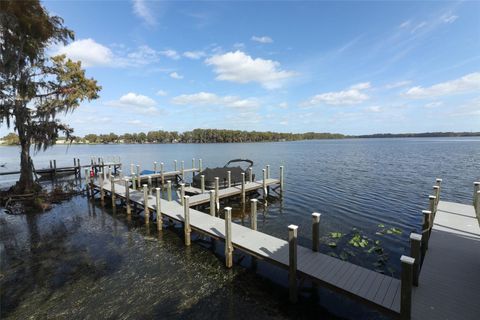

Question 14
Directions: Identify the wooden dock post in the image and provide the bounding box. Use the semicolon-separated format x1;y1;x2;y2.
148;176;152;194
250;199;258;230
400;255;415;320
111;176;116;208
184;196;191;246
227;171;231;188
241;172;246;204
410;233;422;286
435;178;442;206
192;158;195;178
125;178;131;215
215;177;220;211
132;173;137;190
130;163;134;175
53;160;57;176
180;183;185;205
422;210;432;250
209;190;215;216
156;187;162;230
433;186;440;205
143;184;150;222
136;165;140;187
266;164;270;179
248;167;253;183
262;169;267;196
77;159;81;178
174;160;177;171
225;207;233;268
429;195;437;219
181;161;185;180
84;169;90;197
50;160;53;169
200;175;205;193
199;159;203;172
288;224;298;303
154;161;157;173
312;212;321;252
160;162;164;186
167;181;172;201
473;182;480;207
280;166;284;193
99;171;105;203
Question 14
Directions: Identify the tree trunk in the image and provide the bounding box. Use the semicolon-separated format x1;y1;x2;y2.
16;137;35;193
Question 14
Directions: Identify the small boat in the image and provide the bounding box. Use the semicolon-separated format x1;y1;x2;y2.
0;163;6;167
192;159;255;190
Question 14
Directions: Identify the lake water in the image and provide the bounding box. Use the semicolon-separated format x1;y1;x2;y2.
1;138;479;319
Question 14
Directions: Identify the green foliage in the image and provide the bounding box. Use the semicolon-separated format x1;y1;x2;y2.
330;232;343;238
1;132;19;145
348;233;369;248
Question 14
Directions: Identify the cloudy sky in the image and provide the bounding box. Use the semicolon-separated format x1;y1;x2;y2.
5;0;480;136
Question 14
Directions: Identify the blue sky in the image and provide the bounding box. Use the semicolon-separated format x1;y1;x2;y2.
5;0;480;136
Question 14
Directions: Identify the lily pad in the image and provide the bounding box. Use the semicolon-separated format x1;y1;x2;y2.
330;232;343;239
328;242;337;248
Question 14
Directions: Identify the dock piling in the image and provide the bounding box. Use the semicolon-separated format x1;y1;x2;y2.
174;160;177;171
422;209;432;249
225;207;233;268
215;177;220;211
99;171;105;203
241;173;246;204
125;178;131;215
209;190;215;216
400;255;415;320
473;182;480;208
111;177;116;208
181;161;185;180
84;169;90;197
199;159;203;172
248;167;253;183
201;175;205;193
130;164;134;175
180;183;185;205
160;162;164;186
288;224;298;303
280;166;284;193
266;165;270;179
184;196;191;246
227;171;231;188
148;176;152;194
132;173;137;190
192;158;195;178
167;181;172;201
154;161;157;173
410;233;422;286
53;160;57;176
136;165;140;188
312;212;321;252
156;187;162;229
429;195;437;220
250;199;258;230
143;184;150;222
262;169;267;196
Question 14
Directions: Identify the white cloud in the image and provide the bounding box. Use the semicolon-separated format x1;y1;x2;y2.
106;92;158;114
169;72;183;79
171;92;259;108
278;102;288;109
160;49;180;60
365;106;383;113
251;36;273;44
411;21;427;33
441;14;458;24
156;90;168;96
404;72;480;99
183;51;206;59
399;20;411;28
424;101;443;108
302;82;371;107
132;0;156;26
127;119;143;125
385;80;411;89
205;51;296;89
125;45;159;65
54;38;113;67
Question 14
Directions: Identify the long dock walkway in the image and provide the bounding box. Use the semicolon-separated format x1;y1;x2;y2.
411;200;480;320
93;179;402;317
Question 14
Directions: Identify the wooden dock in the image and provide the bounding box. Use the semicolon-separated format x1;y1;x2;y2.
411;200;480;320
92;176;405;318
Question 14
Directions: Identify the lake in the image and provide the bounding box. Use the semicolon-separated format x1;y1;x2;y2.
1;138;479;319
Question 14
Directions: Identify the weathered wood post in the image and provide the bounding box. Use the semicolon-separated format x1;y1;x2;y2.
174;160;177;171
84;168;90;197
108;166;112;181
131;173;137;190
130;163;134;175
136;165;141;188
50;160;53;169
53;159;57;176
312;212;321;252
400;255;415;320
143;184;150;223
421;210;432;251
201;175;205;193
125;178;131;215
77;159;81;179
227;171;231;188
429;195;437;220
473;182;480;208
156;187;162;230
192;158;195;178
180;183;185;205
215;177;220;211
167;180;172;201
183;196;191;246
160;162;165;186
154;161;157;173
241;172;246;204
280;166;284;193
181;161;185;180
410;233;422;286
199;158;203;172
266;164;270;179
248;167;253;183
288;224;298;303
250;199;258;230
111;176;116;208
435;178;442;206
209;190;215;216
99;171;105;203
148;176;152;194
262;169;267;196
225;207;233;268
